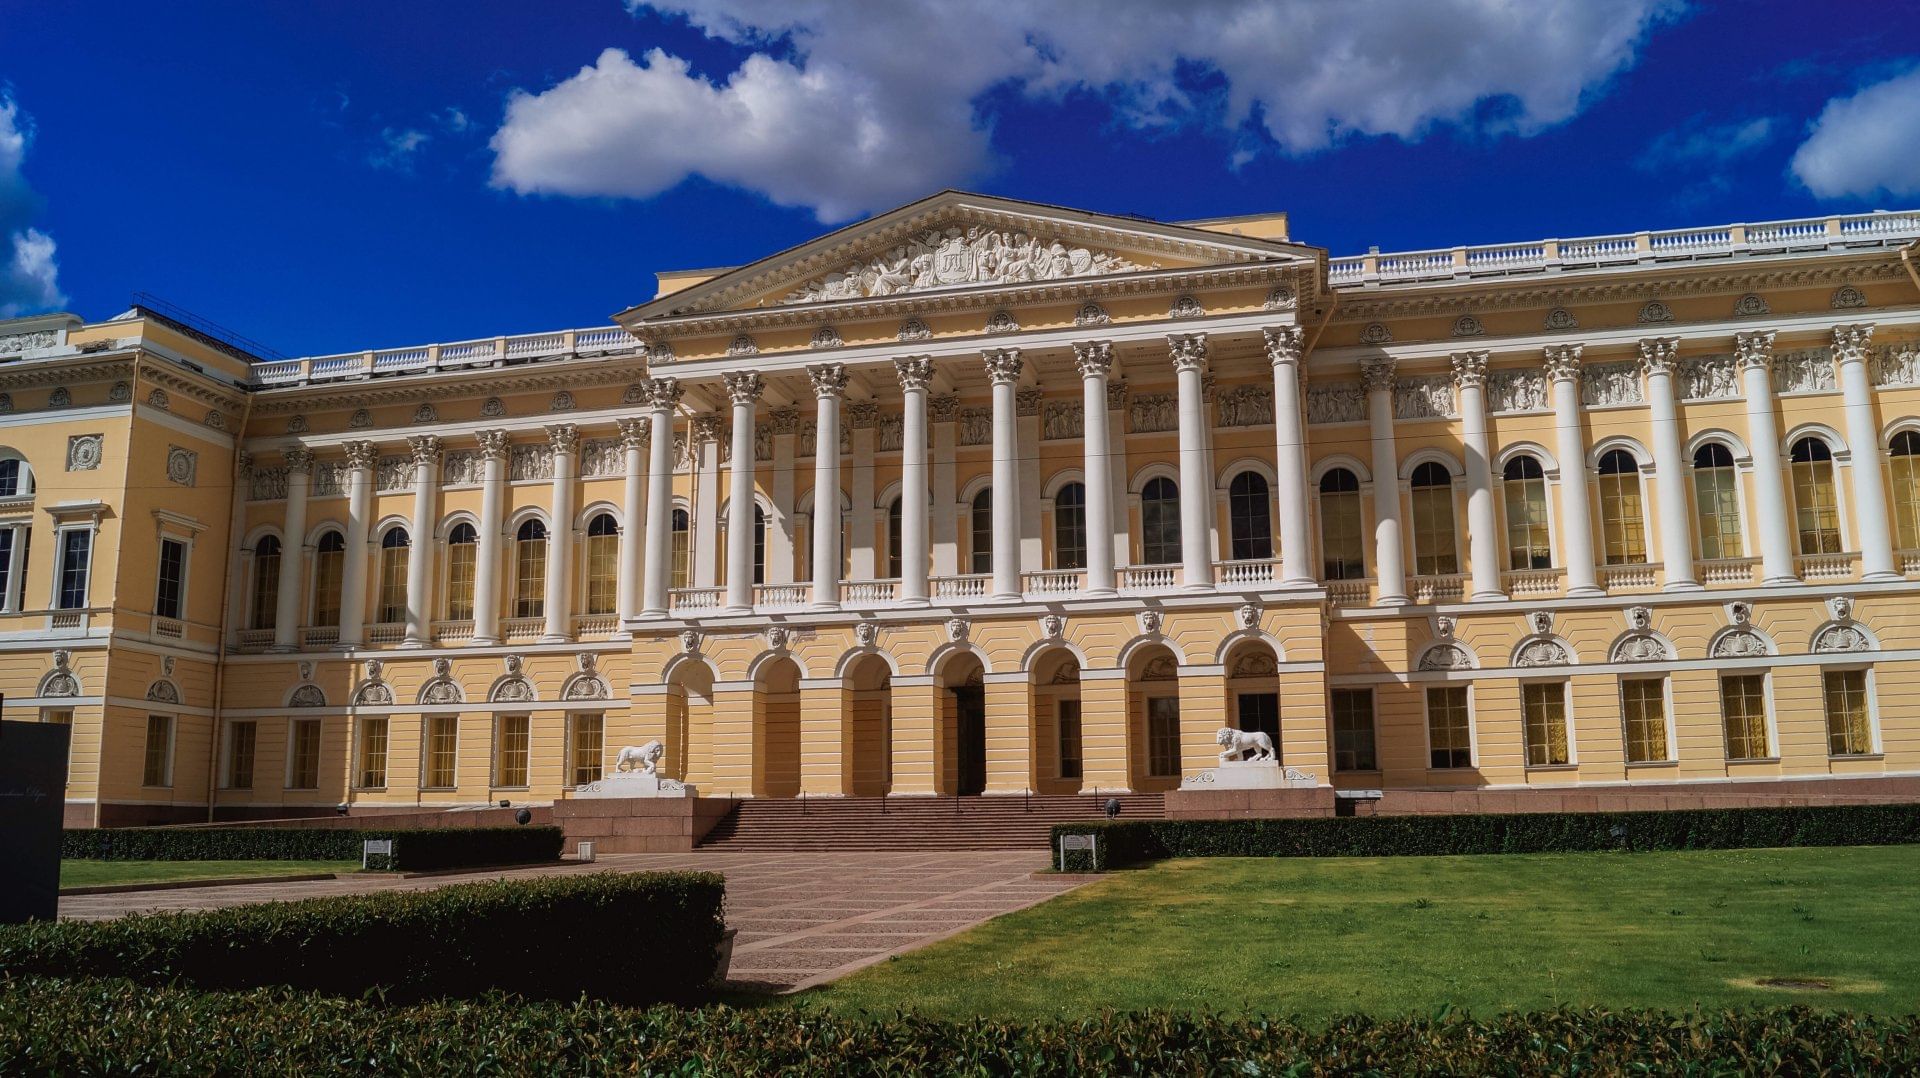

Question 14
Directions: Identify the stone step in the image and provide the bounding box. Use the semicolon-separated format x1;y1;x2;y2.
698;793;1165;851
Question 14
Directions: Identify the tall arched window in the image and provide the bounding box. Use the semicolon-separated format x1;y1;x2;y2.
969;489;992;573
1053;482;1087;570
1409;462;1459;575
514;519;548;618
1141;477;1181;565
249;536;281;630
670;508;690;589
1692;444;1744;559
887;497;904;578
1892;431;1920;549
312;530;345;627
585;513;619;615
445;523;477;620
376;527;410;624
1790;437;1842;554
1318;468;1365;580
1228;472;1273;561
1502;456;1551;570
0;456;28;496
753;505;767;585
1597;449;1647;565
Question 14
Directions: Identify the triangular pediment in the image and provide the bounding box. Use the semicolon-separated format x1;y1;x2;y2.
620;190;1319;323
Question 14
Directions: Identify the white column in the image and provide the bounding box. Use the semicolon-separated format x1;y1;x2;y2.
1074;342;1117;595
769;410;798;585
896;356;933;605
641;379;682;617
616;417;647;628
983;349;1024;600
402;435;440;646
930;396;959;578
723;371;763;612
849;402;878;580
1835;324;1897;580
1544;345;1602;597
1107;379;1130;574
1170;333;1214;591
1451;351;1504;601
541;424;578;642
691;417;721;588
471;431;508;643
1017;386;1043;576
336;441;377;648
1737;331;1798;585
1265;327;1313;588
272;448;312;651
1362;359;1407;604
1639;338;1700;591
809;363;849;609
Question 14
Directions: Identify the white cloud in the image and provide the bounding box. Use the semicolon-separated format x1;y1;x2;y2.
369;127;432;172
490;0;1677;221
0;94;64;317
1637;116;1776;172
1791;67;1920;201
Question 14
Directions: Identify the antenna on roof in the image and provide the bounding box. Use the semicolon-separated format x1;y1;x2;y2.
128;291;287;362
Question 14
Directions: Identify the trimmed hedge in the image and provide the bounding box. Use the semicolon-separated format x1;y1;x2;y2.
1051;802;1920;870
63;825;563;871
0;871;725;1005
3;981;1918;1075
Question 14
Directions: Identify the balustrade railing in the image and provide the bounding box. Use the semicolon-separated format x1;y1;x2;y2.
1502;567;1563;597
253;326;644;387
1326;577;1371;605
1023;569;1084;596
754;583;810;609
1795;552;1857;581
1900;550;1920;576
432;619;474;643
300;626;338;648
573;613;619;636
235;628;274;651
501;617;544;642
844;579;899;604
1699;557;1760;586
1411;573;1467;603
669;587;722;612
932;574;989;599
1217;558;1278;586
1599;562;1659;591
1121;565;1180;591
152;616;185;639
367;622;405;644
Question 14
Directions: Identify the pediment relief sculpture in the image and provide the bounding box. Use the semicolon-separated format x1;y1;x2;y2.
781;225;1161;305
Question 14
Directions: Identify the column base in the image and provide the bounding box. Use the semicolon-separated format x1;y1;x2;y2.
991;592;1022;603
331;641;360;653
1279;577;1319;589
1375;593;1411;606
1181;583;1215;594
609;630;634;642
469;636;500;647
637;609;668;620
1661;580;1704;593
898;595;930;607
1469;590;1508;602
1566;585;1605;598
267;644;298;654
1863;570;1904;583
1762;575;1801;586
722;605;753;615
811;601;841;612
538;634;575;644
1081;586;1118;598
399;639;428;649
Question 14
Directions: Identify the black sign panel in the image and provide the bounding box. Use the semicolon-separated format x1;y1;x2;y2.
0;717;71;923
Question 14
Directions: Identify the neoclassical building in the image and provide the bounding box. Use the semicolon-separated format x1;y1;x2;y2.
7;191;1920;826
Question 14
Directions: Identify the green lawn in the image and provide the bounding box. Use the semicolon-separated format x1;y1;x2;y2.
60;860;357;888
806;847;1920;1021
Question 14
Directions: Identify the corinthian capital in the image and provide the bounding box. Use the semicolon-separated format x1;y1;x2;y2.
690;414;724;443
476;429;511;459
1263;326;1305;368
1637;337;1679;376
808;362;849;399
723;370;765;406
407;435;442;466
894;355;934;392
1449;350;1489;388
546;423;579;454
282;447;314;474
982;349;1023;385
1832;323;1876;365
1542;344;1584;382
1735;330;1776;372
1168;333;1209;373
640;376;683;411
1359;357;1395;394
1073;340;1114;378
343;441;378;470
617;416;649;451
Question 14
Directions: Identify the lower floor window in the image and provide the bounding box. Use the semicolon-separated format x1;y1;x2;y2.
358;718;390;789
1146;696;1180;777
1823;669;1873;756
289;719;321;790
424;715;458;789
496;715;531;788
1331;689;1377;771
1621;678;1669;763
571;713;605;786
1522;683;1570;767
1425;686;1472;769
1235;692;1280;751
142;714;173;788
1058;699;1083;779
1720;674;1770;760
225;721;257;790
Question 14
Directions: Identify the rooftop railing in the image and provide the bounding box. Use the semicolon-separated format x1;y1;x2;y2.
251;326;642;388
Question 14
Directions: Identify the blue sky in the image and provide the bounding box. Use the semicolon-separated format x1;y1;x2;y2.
2;1;1918;357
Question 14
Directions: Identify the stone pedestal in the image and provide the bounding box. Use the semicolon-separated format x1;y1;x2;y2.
550;795;738;854
573;772;696;799
1180;759;1317;791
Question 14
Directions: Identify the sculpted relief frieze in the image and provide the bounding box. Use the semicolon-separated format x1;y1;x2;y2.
1130;393;1176;434
1216;385;1273;428
509;444;553;482
1678;353;1738;400
1393;376;1455;420
1773;348;1837;395
781;225;1160;304
1580;362;1643;407
1486;369;1547;413
1306;382;1365;425
1873;342;1920;387
1042;401;1083;441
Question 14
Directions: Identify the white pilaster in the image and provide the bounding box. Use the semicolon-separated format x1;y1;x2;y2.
1362;359;1407;604
272;448;312;652
1639;338;1700;591
616;417;647;627
1265;327;1314;588
472;430;509;644
402;435;440;646
1834;324;1897;580
1737;331;1799;585
1074;341;1118;595
1452;351;1504;601
896;356;933;605
810;363;849;609
641;379;682;618
1545;345;1602;597
984;349;1024;601
541;424;578;642
336;441;377;649
1170;333;1214;591
723;371;764;612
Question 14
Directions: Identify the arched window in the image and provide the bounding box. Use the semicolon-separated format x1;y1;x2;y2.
514;519;547;619
0;457;28;497
585;513;619;615
312;530;346;627
1597;449;1647;565
887;497;904;578
1692;444;1744;559
969;489;992;574
376;527;410;624
753;505;767;585
0;455;27;614
1140;477;1181;565
670;508;690;589
1053;482;1087;570
1502;456;1551;570
1409;462;1458;575
1892;431;1920;549
249;536;281;630
445;523;477;620
1318;468;1365;580
1228;472;1273;561
1790;437;1842;554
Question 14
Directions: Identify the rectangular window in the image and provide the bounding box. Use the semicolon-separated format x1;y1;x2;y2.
225;720;257;789
288;719;321;790
1621;678;1669;763
155;537;186;620
312;547;344;627
1058;699;1083;779
1522;682;1570;767
1823;669;1873;756
1600;473;1648;565
56;528;92;610
0;527;15;611
357;717;389;789
377;545;409;624
1426;686;1472;769
1695;469;1744;560
1235;692;1280;748
585;532;619;615
142;714;173;787
42;708;72;724
1321;491;1366;580
1720;674;1770;760
1330;688;1377;771
571;713;605;786
446;542;477;621
1146;696;1181;777
424;715;458;789
495;715;531;788
249;549;280;630
514;538;547;619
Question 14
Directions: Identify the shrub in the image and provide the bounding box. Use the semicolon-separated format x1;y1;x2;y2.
0;871;724;1005
63;825;563;871
1050;803;1920;870
2;980;1917;1075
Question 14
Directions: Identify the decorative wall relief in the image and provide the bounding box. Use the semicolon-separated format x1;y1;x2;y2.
897;318;932;341
1263;286;1296;311
0;329;56;354
877;415;904;452
509;443;553;482
376;455;413;492
782;227;1159;303
39;650;79;697
1544;307;1578;330
1451;314;1485;337
1637;300;1674;323
1484;369;1546;413
1359;322;1393;344
146;388;170;411
441;450;481;486
249;466;288;501
727;334;759;357
959;408;993;446
286;415;308;433
109;381;131;402
1733;293;1770;316
580;439;622;478
1306;382;1366;424
811;326;843;349
66;434;103;471
165;446;198;487
1874;342;1920;387
1581;362;1643;407
348;408;371;427
49;387;71;408
1393;376;1455;420
481;396;506;417
288;684;326;708
1170;295;1205;319
755;423;777;460
1831;285;1868;309
549;390;576;412
1772;348;1837;394
985;309;1020;334
1075;302;1110;326
1215;384;1273;427
312;460;347;497
1678;354;1738;399
1042;401;1083;441
412;402;437;423
1130;393;1176;433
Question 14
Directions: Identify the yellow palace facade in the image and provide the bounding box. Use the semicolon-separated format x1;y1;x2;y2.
8;191;1920;826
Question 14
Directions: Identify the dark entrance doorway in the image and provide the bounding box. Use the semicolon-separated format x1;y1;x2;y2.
1235;692;1280;757
953;685;986;795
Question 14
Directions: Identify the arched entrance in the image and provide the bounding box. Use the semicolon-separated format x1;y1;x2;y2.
663;659;712;782
1031;648;1083;794
845;653;893;796
936;652;986;796
1126;643;1182;791
755;656;802;798
1223;639;1282;760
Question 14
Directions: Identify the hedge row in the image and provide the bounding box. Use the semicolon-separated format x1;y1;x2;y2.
2;980;1916;1075
1051;802;1920;870
63;825;563;871
0;871;725;1005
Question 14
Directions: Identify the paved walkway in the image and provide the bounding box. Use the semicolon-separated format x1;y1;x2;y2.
60;851;1089;993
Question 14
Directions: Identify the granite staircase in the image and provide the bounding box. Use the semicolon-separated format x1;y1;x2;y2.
696;792;1166;852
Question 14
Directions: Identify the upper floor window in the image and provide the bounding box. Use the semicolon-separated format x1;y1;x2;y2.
585;513;619;615
55;528;92;610
753;505;767;584
377;527;410;624
155;537;186;620
312;530;346;627
887;497;905;578
514;519;547;619
670;508;691;589
0;524;25;613
969;490;992;574
0;456;29;497
1228;472;1273;561
1409;462;1458;576
1053;483;1087;570
445;523;477;621
249;536;281;630
1692;444;1743;560
1597;449;1647;565
1789;437;1842;554
1891;431;1920;549
1318;468;1365;580
1140;477;1181;565
1502;456;1551;570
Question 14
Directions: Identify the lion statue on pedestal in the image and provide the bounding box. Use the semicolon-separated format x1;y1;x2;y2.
1215;726;1275;763
614;740;665;775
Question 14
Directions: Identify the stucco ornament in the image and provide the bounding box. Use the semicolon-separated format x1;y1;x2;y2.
40;650;79;698
616;741;666;775
288;684;326;708
162;656;176;677
1235;604;1262;631
1514;612;1569;667
945;618;970;643
1040;614;1065;639
1612;607;1671;663
1263;286;1296;311
420;658;463;705
766;625;791;650
166;446;198;487
1216;727;1276;763
298;661;314;681
353;679;394;706
1528;610;1554;636
66;434;104;471
1711;602;1770;658
1137;609;1164;636
782;226;1158;304
1812;595;1871;653
680;629;702;654
1418;643;1474;671
853;622;878;648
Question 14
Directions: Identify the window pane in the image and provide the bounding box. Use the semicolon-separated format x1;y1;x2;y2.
571;713;605;786
378;544;409;624
143;715;172;787
250;548;280;629
1792;457;1842;554
1823;670;1873;756
496;715;530;787
446;542;477;621
1147;695;1181;776
313;540;344;627
1054;484;1087;570
0;528;15;611
1720;674;1769;759
226;721;257;790
1321;489;1366;580
1058;699;1083;779
1894;450;1920;549
586;532;619;615
156;538;185;620
358;718;390;788
1522;683;1569;766
424;715;458;788
671;509;691;589
1330;688;1377;771
289;719;321;790
58;529;92;610
970;491;992;573
1694;466;1744;559
1622;679;1668;763
1228;473;1273;561
1411;481;1459;576
1426;686;1472;769
1599;470;1648;565
1142;478;1181;565
514;537;547;618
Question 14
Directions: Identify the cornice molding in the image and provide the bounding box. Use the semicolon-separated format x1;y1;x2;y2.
136;360;248;414
0;356;132;392
250;358;648;416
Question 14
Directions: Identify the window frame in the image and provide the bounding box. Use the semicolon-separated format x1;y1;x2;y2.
1821;665;1879;758
570;711;606;786
248;534;282;630
1690;442;1747;561
1057;697;1084;780
494;713;532;789
142;713;176;789
376;525;411;625
0;522;27;613
1316;468;1367;581
1718;671;1775;762
1499;454;1553;571
444;521;478;621
1051;482;1088;571
1890;430;1920;550
1140;476;1182;567
422;713;459;790
512;518;548;620
1423;683;1475;770
286;717;322;791
969;489;993;574
1520;679;1576;769
356;716;391;790
1619;676;1675;766
1329;687;1379;773
1788;436;1846;555
1145;694;1181;777
52;522;95;611
1226;470;1274;562
1407;461;1461;577
222;719;258;790
310;529;347;628
1595;448;1650;566
583;512;621;616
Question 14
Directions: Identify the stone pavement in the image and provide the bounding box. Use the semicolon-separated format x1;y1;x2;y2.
59;851;1090;993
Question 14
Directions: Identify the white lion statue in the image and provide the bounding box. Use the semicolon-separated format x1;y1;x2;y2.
615;740;666;775
1216;726;1275;763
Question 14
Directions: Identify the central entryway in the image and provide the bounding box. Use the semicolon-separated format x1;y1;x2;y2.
953;685;987;795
